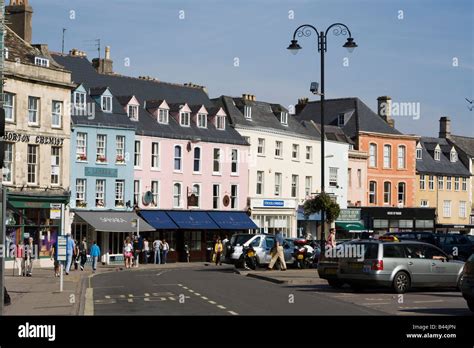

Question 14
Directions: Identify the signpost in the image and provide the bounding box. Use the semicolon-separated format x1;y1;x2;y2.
57;235;67;292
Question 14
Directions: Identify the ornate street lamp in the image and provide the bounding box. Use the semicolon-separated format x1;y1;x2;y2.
287;23;357;248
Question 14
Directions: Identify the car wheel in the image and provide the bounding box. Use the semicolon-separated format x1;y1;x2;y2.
328;279;344;289
467;300;474;312
350;283;365;293
393;271;410;294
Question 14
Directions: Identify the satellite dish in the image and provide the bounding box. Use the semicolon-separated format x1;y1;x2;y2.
142;191;153;206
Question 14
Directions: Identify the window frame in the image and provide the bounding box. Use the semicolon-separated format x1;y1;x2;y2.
193;146;201;173
212;184;220;209
397;145;406;169
174;145;183;172
257;138;265;155
275;141;283;158
158;108;169;124
213;148;221;174
369;143;377;168
51;146;61;185
115;180;125;207
173;182;182;208
76;179;87;207
369;181;377;204
95;179;106;207
256;171;264;195
151;142;160;169
101;95;112;113
134;140;142;168
4;92;15;122
274;172;282;196
3;142;14;183
28;96;40;126
383;181;391;205
27;144;38;185
179;112;191;127
291;174;299;198
197;113;207;128
383;144;391;169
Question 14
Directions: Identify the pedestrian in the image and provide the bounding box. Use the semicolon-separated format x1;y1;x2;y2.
133;236;140;267
267;231;287;271
50;241;59;277
327;228;336;248
14;240;24;276
73;239;79;271
142;238;149;264
65;234;75;275
153;238;162;264
79;237;88;271
123;237;133;269
161;239;169;264
214;238;223;266
24;237;35;277
222;235;229;261
90;241;101;273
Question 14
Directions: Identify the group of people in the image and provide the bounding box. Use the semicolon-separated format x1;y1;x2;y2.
59;235;101;276
12;237;35;277
122;235;170;269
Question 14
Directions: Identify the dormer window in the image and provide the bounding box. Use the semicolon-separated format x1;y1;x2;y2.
101;95;112;113
197;113;207;128
74;91;86;109
128;104;139;120
180;112;190;127
338;114;345;126
158;109;169;124
34;57;49;67
434;148;441;161
416;147;422;160
244;106;252;119
216;116;225;130
280;112;288;125
450;149;457;162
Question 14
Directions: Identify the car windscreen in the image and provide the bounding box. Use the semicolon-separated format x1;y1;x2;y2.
231;234;254;246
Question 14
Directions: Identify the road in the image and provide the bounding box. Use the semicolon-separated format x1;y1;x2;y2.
88;265;471;316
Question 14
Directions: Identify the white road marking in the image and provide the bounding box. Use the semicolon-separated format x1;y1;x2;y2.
208;300;217;305
119;295;125;298
128;294;134;297
105;295;111;299
128;299;134;303
201;296;208;300
168;297;176;301
178;284;183;287
188;289;194;293
144;297;150;302
413;300;444;304
194;293;201;296
94;299;117;304
144;293;150;296
182;286;188;290
217;305;226;309
84;288;94;315
228;311;238;315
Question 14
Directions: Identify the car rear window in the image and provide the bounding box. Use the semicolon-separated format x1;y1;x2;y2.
356;243;379;259
383;244;405;258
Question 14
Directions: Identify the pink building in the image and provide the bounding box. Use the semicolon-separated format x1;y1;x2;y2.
347;149;369;207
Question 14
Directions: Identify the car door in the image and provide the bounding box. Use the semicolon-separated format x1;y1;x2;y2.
263;237;276;263
404;244;433;286
423;244;457;285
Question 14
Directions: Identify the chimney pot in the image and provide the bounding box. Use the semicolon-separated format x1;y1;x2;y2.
377;96;394;127
439;116;451;139
105;46;111;60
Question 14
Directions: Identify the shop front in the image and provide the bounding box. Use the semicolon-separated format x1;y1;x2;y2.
5;191;69;268
335;208;369;240
250;199;297;238
296;206;321;239
435;224;474;235
71;210;155;264
361;207;436;237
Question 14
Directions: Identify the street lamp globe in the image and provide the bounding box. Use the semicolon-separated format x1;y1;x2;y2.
287;39;302;55
343;37;357;53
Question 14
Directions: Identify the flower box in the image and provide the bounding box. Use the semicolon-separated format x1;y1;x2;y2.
77;154;87;161
76;201;87;208
116;155;125;163
96;155;107;162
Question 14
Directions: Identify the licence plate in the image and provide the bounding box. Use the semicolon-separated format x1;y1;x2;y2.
349;263;363;270
363;264;371;273
325;268;337;275
247;251;255;257
297;254;304;260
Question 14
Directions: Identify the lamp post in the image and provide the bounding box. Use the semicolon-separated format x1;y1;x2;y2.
287;23;357;249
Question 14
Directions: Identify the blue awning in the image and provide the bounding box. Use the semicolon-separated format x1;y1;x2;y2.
208;211;258;230
166;211;220;230
140;211;178;229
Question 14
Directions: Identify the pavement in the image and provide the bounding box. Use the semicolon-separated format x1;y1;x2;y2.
236;267;323;285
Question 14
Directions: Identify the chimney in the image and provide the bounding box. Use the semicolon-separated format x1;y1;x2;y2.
69;48;87;57
6;0;33;43
92;46;113;74
242;94;255;101
295;97;309;115
377;96;395;128
439;116;451;139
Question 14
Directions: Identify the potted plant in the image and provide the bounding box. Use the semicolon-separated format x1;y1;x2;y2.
116;155;125;163
97;155;107;162
77;153;87;161
76;201;87;208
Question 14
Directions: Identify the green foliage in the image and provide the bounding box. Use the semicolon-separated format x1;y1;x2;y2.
303;192;340;223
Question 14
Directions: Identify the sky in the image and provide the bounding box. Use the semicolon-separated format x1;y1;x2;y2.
31;0;473;137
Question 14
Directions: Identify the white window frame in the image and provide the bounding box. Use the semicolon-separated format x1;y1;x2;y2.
174;145;182;172
27;145;38;185
197;113;207;128
291;175;299;198
383;144;391;169
428;175;434;191
76;179;86;207
257;138;265;155
95;180;106;207
292;144;299;160
173;183;182;208
191;183;200;208
383;181;391;205
459;201;466;218
446;176;452;190
280;112;288;125
369;181;377;204
34;56;49;67
28;96;39;126
51;100;62;128
329;167;338;187
438;176;444;190
101;95;112;113
180;112;191;127
416;147;422;160
134;140;142;168
274;173;282;196
450;150;457;162
193;147;201;173
128;104;139;120
51;146;61;185
434;149;441;161
420;174;426;190
115;180;125;207
74;91;86;110
213;148;221;174
398;182;406;205
306;146;312;162
244;106;252;119
151;181;159;208
369;143;377;167
231;149;238;175
3;143;14;183
305;176;312;196
158;109;169;124
212;184;220;209
230;184;238;209
115;136;125;163
443;200;451;218
275;141;283;158
133;180;140;206
256;171;264;195
96;134;107;162
420;199;429;207
216;116;225;130
397;145;406;169
76;132;87;160
151;142;160;169
4;92;14;122
454;177;460;191
462;177;467;191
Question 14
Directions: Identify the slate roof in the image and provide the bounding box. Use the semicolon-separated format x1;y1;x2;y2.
212;96;315;138
416;137;470;176
449;135;474;158
301;121;353;144
295;97;402;139
51;54;248;145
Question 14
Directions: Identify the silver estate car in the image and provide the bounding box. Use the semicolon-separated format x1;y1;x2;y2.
337;240;465;293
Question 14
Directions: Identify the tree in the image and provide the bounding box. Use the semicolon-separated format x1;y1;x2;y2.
304;192;340;223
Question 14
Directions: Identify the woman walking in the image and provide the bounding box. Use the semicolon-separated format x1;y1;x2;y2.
214;239;223;266
161;239;169;264
123;237;133;269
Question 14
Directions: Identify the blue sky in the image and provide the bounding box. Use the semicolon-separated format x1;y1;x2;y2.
32;0;473;137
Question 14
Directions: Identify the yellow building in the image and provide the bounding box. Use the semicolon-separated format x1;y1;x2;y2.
415;136;471;233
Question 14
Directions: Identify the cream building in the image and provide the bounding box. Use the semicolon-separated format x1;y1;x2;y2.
2;3;74;269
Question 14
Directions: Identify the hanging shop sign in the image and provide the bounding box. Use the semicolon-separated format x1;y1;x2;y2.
3;131;64;146
50;204;62;219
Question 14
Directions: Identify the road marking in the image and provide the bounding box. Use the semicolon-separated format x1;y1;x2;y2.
178;284;183;287
201;296;208;300
360;302;391;306
364;298;388;301
144;297;150;302
105;295;111;299
413;300;444;304
217;305;226;310
188;289;194;293
194;293;201;296
128;294;134;297
182;286;188;290
84;288;94;315
94;299;116;304
168;297;176;301
127;299;134;303
144;293;150;297
119;295;125;298
208;300;217;305
228;311;238;315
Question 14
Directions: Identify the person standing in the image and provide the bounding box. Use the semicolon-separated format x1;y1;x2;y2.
267;231;287;271
15;240;24;276
73;239;79;271
65;234;75;275
153;238;162;264
89;241;101;273
214;239;223;266
50;241;60;277
123;237;133;269
24;237;35;277
79;237;88;271
327;228;336;248
161;239;169;264
142;238;149;264
133;236;140;267
222;235;229;261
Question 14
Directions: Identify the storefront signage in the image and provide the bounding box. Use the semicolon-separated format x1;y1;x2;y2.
50;204;62;219
99;217;127;223
251;199;296;209
3;131;64;146
263;200;284;207
337;208;361;221
387;211;402;216
85;167;118;178
57;235;67;261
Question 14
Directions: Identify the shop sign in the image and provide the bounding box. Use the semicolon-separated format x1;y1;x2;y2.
263;200;284;207
85;167;118;178
338;208;361;221
3;131;64;146
50;204;61;219
251;199;296;209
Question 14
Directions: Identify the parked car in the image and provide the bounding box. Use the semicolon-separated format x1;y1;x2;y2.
385;232;474;261
317;240;354;288
337;240;464;293
460;254;474;312
228;233;294;267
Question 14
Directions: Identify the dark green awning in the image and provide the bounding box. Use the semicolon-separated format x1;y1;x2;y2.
336;222;366;232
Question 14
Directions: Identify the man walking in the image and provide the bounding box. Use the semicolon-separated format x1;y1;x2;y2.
65;234;75;275
162;239;169;264
79;237;88;271
267;231;287;271
153;238;162;264
24;237;35;277
89;241;101;273
142;238;149;264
